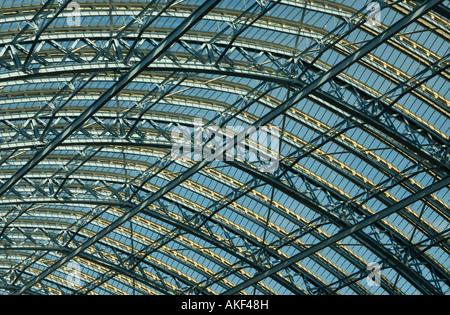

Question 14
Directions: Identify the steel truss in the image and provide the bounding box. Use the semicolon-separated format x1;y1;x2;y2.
0;0;448;295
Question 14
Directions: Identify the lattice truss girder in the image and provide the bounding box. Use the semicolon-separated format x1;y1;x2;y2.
0;0;448;295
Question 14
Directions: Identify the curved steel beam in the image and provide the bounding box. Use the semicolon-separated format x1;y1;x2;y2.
8;0;446;295
1;57;446;172
1;0;446;296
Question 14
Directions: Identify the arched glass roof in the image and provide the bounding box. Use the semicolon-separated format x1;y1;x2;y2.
0;0;448;295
